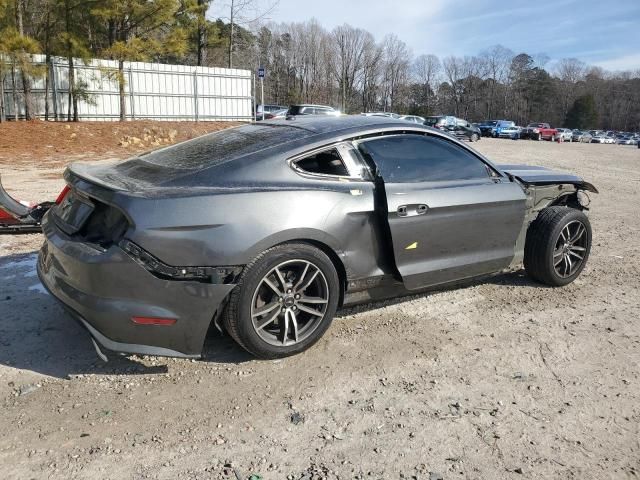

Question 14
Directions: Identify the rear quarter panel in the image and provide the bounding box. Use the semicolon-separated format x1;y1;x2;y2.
125;181;389;283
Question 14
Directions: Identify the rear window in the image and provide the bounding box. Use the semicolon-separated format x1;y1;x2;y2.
137;124;306;170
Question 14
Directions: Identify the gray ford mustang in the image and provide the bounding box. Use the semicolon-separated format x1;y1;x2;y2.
38;116;597;360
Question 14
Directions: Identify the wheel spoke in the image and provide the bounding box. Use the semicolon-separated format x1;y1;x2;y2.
568;250;584;260
274;267;287;290
294;263;310;290
566;254;573;275
290;310;299;343
252;301;280;318
570;245;586;252
298;296;328;305
298;268;319;293
554;253;565;267
297;304;323;317
263;277;283;296
569;224;585;244
559;227;568;242
282;310;289;345
255;309;281;331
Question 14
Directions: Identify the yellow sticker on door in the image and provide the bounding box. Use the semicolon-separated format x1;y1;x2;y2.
405;242;418;250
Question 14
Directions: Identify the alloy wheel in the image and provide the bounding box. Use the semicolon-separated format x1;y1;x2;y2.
250;259;329;346
553;220;588;278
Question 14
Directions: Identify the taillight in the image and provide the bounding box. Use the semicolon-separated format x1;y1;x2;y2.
55;185;71;205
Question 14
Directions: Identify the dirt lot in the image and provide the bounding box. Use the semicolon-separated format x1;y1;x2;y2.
0;123;639;480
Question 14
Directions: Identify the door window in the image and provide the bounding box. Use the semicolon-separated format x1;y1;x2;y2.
358;134;490;183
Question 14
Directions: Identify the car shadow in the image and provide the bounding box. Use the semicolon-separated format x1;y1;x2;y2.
336;269;548;317
0;251;249;380
0;251;545;378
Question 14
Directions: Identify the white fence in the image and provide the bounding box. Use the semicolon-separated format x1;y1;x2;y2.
1;54;254;121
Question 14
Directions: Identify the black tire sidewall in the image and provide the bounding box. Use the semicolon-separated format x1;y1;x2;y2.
530;208;592;287
231;244;340;358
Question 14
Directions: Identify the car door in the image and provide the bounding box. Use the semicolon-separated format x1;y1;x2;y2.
357;133;526;290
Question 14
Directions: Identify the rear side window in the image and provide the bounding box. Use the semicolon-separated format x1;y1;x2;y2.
294;148;349;177
358;135;490;183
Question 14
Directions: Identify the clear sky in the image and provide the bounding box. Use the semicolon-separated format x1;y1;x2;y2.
213;0;640;71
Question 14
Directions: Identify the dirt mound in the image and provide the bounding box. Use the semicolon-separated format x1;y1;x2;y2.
0;120;237;168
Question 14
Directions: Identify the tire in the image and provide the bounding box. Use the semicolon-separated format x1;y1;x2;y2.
223;243;340;359
536;133;542;141
524;207;592;287
470;133;479;142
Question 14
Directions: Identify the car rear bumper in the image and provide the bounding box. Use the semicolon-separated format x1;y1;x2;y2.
37;214;236;358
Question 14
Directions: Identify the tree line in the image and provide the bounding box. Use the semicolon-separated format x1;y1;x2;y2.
1;1;639;130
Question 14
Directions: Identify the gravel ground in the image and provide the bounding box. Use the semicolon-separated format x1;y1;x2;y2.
0;136;639;480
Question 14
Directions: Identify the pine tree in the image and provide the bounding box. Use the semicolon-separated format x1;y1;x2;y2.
92;0;187;121
565;94;598;129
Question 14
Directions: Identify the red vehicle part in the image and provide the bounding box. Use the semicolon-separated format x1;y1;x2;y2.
0;174;55;234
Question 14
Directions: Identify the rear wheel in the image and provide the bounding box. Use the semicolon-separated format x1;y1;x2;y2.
223;243;340;359
470;133;479;142
524;207;592;287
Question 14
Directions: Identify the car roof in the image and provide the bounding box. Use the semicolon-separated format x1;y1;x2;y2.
291;104;334;108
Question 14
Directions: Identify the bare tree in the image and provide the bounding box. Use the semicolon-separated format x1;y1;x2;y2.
331;24;368;113
380;34;410;112
479;45;513;118
413;53;441;114
220;0;278;68
555;57;586;120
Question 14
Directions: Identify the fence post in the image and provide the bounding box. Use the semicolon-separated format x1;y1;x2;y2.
128;66;135;120
252;73;256;123
50;59;58;121
193;70;199;122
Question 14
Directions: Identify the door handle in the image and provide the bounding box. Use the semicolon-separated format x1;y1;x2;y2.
397;204;428;217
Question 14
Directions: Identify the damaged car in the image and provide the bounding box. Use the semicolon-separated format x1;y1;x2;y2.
37;116;598;360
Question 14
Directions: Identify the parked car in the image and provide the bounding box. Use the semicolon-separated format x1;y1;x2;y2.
572;130;592;143
616;136;634;145
256;104;287;120
262;108;288;120
424;115;458;130
288;104;341;117
591;135;607;144
497;126;521;140
37;116;598;360
555;128;574;142
491;120;516;138
362;112;401;119
521;123;558;141
400;115;426;124
478;120;499;137
443;122;482;142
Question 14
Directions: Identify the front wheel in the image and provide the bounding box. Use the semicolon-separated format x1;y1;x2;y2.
470;133;479;142
524;207;592;287
223;243;340;359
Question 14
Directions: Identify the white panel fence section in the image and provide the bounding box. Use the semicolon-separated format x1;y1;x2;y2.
1;54;254;121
